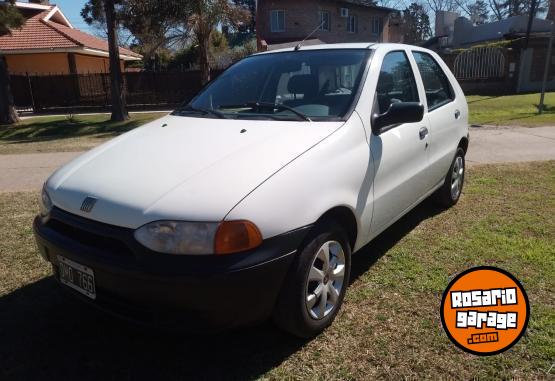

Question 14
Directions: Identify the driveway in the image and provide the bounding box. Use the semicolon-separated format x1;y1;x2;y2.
0;126;554;192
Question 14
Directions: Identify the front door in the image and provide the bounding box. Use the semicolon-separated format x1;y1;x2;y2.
370;50;431;236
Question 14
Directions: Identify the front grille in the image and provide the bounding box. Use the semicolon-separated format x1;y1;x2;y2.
46;218;134;257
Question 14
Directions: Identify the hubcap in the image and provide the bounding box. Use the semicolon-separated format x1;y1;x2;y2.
305;240;346;320
451;156;464;200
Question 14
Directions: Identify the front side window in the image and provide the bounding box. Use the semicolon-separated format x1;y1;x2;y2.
412;51;454;110
178;49;371;121
348;15;357;33
319;11;331;31
271;10;285;32
375;51;419;114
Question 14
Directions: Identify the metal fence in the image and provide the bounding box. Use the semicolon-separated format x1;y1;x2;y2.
10;70;224;113
453;47;505;80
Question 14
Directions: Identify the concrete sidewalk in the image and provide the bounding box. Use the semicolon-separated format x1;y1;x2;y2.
0;152;81;192
466;125;555;165
0;126;554;192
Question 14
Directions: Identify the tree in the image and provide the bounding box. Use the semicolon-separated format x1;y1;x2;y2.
468;0;489;24
425;0;458;14
82;0;129;121
485;0;547;21
187;1;250;84
83;0;183;71
104;0;128;121
232;0;256;33
83;0;250;84
0;1;24;125
402;3;432;44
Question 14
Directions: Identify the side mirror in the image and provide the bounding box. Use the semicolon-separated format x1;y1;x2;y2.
371;102;424;135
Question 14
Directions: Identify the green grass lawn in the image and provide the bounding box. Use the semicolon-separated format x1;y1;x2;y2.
468;92;555;126
0;161;553;380
0;112;167;155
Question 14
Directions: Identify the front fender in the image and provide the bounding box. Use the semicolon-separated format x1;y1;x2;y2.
225;116;374;251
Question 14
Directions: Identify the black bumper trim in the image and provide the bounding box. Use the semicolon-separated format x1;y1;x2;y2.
33;208;312;329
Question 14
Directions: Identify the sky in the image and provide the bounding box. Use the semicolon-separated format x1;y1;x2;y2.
53;0;95;33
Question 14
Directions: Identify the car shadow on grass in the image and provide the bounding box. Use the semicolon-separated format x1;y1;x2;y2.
0;277;305;381
0;199;445;381
350;197;444;283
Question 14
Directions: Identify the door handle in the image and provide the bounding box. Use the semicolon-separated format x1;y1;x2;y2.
454;109;461;119
419;127;429;140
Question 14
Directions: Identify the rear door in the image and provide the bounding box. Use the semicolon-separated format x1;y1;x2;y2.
411;50;463;185
369;50;432;235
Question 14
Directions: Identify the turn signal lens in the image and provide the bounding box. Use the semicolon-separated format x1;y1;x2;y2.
214;220;263;255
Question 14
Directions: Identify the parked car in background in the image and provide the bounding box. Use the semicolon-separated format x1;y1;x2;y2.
34;43;468;338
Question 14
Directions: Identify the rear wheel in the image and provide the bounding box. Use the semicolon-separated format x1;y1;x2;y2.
435;147;465;207
273;222;351;338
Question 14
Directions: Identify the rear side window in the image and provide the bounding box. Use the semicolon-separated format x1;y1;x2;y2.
375;51;419;114
412;52;454;111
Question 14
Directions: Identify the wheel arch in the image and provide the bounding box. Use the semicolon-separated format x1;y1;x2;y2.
458;136;469;154
315;206;358;250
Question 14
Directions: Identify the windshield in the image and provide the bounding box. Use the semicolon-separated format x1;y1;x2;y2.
174;49;371;121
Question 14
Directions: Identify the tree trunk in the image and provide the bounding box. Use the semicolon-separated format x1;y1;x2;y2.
0;55;19;125
198;33;211;85
105;0;129;122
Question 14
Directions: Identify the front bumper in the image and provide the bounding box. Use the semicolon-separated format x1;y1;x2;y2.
33;207;311;331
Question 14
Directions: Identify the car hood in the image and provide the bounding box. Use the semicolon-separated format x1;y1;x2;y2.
47;115;343;229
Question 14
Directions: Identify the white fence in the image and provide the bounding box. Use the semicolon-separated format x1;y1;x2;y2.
453;47;505;80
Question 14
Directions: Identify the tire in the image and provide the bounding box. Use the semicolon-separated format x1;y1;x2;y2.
273;222;351;338
435;147;466;208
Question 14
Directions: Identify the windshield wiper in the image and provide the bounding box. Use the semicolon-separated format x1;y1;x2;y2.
219;102;312;122
174;105;228;119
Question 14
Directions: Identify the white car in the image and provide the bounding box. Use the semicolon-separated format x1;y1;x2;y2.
34;43;468;337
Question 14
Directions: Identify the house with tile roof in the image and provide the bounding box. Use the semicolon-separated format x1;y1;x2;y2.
0;1;142;75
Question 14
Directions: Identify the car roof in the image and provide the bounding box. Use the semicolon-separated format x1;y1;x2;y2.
256;43;423;55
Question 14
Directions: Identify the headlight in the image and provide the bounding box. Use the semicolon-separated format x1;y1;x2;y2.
134;220;262;255
39;185;53;216
134;221;218;255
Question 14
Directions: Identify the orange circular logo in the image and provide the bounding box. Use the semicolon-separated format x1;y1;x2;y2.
441;266;529;356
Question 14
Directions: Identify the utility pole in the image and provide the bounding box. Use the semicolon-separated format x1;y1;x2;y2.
539;22;554;114
525;0;537;49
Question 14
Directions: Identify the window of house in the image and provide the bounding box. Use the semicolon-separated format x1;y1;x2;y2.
412;51;454;111
371;16;383;37
319;11;331;31
375;51;419;114
347;15;357;33
271;10;285;32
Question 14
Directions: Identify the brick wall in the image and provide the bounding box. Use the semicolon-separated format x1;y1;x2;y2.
548;0;555;20
257;0;395;46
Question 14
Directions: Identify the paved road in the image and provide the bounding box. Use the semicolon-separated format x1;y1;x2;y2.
0;126;554;192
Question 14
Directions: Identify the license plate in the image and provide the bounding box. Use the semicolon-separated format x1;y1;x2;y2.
57;255;96;300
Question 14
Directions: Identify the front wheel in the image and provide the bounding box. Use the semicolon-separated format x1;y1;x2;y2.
435;147;465;207
273;222;351;338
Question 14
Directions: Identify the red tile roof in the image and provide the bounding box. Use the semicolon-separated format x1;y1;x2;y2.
0;8;141;59
47;20;141;58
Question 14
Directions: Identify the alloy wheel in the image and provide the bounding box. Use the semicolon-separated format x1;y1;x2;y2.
451;156;464;200
305;240;346;320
